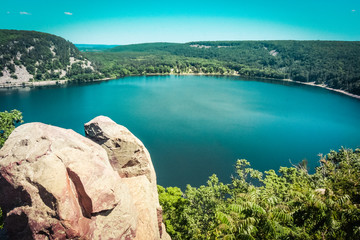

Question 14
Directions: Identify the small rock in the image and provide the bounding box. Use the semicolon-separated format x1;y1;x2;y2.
315;188;326;195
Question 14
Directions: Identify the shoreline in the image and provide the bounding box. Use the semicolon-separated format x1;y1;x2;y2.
0;77;115;88
1;73;359;100
286;79;360;100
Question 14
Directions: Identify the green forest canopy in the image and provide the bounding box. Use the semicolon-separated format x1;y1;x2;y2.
85;40;360;94
1;30;359;95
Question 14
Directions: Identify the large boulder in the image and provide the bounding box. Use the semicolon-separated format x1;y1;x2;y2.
0;119;169;239
84;116;156;186
85;116;169;240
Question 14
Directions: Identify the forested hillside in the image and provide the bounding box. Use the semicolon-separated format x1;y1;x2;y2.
1;30;359;95
85;41;360;94
0;30;100;85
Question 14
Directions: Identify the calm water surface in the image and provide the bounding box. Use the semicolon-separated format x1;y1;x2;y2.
1;75;360;188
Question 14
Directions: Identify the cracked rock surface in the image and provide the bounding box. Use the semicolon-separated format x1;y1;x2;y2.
0;119;170;239
85;116;156;185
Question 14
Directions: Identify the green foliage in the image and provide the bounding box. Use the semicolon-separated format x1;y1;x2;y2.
0;207;3;229
158;186;189;238
0;110;23;148
0;29;96;83
0;109;23;230
85;40;360;94
159;148;360;239
106;42;180;53
75;44;119;52
2;30;359;93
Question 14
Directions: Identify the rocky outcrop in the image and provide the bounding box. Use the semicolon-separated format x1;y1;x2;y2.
0;117;170;239
84;116;156;185
85;116;170;240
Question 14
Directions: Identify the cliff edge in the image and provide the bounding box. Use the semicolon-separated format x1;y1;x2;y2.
0;116;170;240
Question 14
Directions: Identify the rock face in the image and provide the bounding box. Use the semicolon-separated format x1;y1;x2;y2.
84;116;156;185
0;118;170;239
85;116;170;240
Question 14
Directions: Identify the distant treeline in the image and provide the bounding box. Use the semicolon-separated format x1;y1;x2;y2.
84;41;360;94
2;30;359;94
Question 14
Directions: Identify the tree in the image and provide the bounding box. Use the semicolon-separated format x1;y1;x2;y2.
158;186;189;239
0;109;23;231
159;148;360;240
0;109;23;148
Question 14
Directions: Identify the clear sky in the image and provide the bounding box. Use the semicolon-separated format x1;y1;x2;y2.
1;0;359;44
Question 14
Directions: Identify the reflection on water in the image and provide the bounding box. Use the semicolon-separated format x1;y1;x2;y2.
1;75;360;189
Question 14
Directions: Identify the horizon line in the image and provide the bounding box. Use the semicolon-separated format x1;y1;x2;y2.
74;39;360;46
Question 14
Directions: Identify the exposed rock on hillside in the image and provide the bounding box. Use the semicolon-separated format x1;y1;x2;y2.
0;30;98;87
0;118;170;239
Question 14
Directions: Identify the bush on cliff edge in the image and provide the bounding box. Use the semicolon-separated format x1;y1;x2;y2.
0;109;23;229
0;110;23;148
159;148;360;240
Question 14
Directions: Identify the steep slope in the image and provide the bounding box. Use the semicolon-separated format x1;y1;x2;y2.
0;30;99;86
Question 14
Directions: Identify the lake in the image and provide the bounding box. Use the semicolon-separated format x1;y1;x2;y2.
1;75;360;189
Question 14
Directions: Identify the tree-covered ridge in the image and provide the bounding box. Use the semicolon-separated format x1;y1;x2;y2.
158;148;360;239
1;30;359;94
184;41;360;91
75;44;119;52
0;30;99;83
86;40;360;95
105;42;180;53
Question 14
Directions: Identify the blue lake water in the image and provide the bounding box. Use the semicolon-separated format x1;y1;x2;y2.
1;75;360;189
